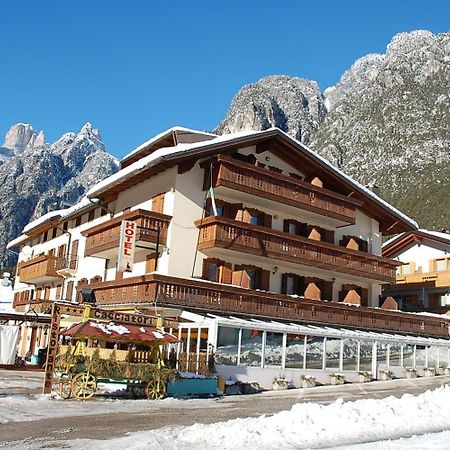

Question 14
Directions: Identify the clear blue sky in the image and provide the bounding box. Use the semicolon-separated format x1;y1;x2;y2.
1;1;448;159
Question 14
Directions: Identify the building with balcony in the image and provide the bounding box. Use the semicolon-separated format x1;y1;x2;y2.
382;229;450;314
8;126;450;387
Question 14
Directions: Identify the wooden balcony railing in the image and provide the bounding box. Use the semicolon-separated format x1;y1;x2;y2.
18;255;62;284
86;274;450;339
55;254;78;273
196;216;397;283
396;271;450;288
83;209;171;257
204;156;359;224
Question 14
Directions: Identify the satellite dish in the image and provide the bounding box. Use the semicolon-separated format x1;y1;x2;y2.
21;245;33;259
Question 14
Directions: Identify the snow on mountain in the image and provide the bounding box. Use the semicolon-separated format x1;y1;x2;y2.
0;123;119;268
216;30;450;230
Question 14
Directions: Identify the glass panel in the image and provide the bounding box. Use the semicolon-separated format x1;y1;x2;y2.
436;259;446;271
376;341;388;367
216;327;239;365
286;276;295;295
285;334;305;369
359;340;373;371
325;337;341;369
389;343;402;366
416;345;426;366
264;332;283;366
240;329;262;366
403;344;415;367
305;336;324;369
428;346;438;368
342;339;358;371
207;264;218;282
439;347;449;368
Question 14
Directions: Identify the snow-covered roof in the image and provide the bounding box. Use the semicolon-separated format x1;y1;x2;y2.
87;129;262;198
61;196;96;220
122;126;216;161
382;228;450;253
181;312;450;346
6;234;29;249
22;209;65;234
88;127;418;230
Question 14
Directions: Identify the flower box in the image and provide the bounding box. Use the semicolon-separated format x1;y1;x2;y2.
358;371;372;383
424;367;436;377
444;367;450;376
300;375;316;388
380;370;393;381
272;378;290;391
330;373;345;385
405;368;417;379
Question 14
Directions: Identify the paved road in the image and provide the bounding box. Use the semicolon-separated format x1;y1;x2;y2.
1;370;449;448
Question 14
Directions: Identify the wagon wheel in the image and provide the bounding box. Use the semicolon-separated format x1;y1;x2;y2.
71;372;97;400
58;375;73;399
145;378;166;400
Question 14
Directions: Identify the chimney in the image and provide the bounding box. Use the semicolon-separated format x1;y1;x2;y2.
367;181;380;197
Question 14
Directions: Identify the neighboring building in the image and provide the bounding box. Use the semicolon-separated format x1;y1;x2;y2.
7;126;450;387
382;229;450;314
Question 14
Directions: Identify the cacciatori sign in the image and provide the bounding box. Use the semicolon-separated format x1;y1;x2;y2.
118;220;136;272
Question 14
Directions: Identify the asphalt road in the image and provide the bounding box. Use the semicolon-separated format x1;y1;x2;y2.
1;370;449;449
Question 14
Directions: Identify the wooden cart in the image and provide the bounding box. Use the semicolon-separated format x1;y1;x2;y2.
55;320;178;400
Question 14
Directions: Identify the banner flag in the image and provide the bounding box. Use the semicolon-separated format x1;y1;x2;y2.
118;220;136;272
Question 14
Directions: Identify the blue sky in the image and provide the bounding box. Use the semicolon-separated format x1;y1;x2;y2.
1;1;448;159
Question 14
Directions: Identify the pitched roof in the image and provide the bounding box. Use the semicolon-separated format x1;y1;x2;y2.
87;127;418;234
382;229;450;258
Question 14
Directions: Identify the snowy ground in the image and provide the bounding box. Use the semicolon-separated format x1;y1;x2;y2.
1;370;450;449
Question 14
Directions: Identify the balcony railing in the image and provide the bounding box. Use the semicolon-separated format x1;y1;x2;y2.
396;271;450;288
86;274;450;339
55;254;78;274
83;209;171;257
18;255;62;284
205;156;359;224
196;216;397;283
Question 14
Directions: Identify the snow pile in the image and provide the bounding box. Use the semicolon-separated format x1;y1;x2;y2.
90;322;130;335
152;331;166;339
71;386;450;449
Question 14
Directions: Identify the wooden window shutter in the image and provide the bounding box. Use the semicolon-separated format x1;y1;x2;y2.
152;193;165;214
324;230;335;245
36;287;42;299
322;281;333;302
232;270;251;288
281;273;288;294
260;269;270;291
55;284;62;300
146;253;157;273
283;220;290;233
360;288;369;307
71;239;79;258
48;248;55;257
66;281;74;302
263;213;272;228
44;286;51;300
219;263;232;284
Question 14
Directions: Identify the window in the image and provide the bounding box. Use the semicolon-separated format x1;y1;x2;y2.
62;221;68;232
240;329;262;366
434;258;450;271
75;215;82;227
216;327;239;365
100;204;108;216
209;204;224;217
325;337;341;369
42;231;48;243
52;228;57;239
305;336;324;369
264;332;283;366
285;334;305;369
88;209;95;221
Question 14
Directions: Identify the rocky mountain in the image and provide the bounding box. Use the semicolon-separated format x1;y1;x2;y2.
216;30;450;231
0;123;118;268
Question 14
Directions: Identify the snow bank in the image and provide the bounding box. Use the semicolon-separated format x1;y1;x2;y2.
70;386;450;449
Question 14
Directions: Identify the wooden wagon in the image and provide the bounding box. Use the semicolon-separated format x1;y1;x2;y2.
55;320;178;400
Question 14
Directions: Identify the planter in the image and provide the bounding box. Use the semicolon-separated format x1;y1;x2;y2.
272;378;290;391
300;376;316;389
444;367;450;376
405;369;417;379
358;372;371;383
330;374;345;385
380;370;393;381
423;368;436;378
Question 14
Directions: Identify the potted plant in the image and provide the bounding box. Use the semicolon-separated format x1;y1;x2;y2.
444;367;450;376
272;376;290;391
380;369;393;381
300;375;316;388
330;373;345;385
405;367;417;379
358;371;371;383
423;367;436;377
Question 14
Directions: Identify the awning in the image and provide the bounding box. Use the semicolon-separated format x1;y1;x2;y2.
62;320;178;344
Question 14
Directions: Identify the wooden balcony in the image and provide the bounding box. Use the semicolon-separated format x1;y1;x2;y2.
396;271;450;288
86;274;450;339
83;209;171;258
18;255;62;284
204;156;359;225
196;216;398;283
55;254;78;277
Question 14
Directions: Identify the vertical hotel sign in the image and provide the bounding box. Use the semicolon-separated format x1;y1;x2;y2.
118;220;136;272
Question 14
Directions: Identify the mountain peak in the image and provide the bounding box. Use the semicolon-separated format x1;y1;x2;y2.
2;123;45;154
